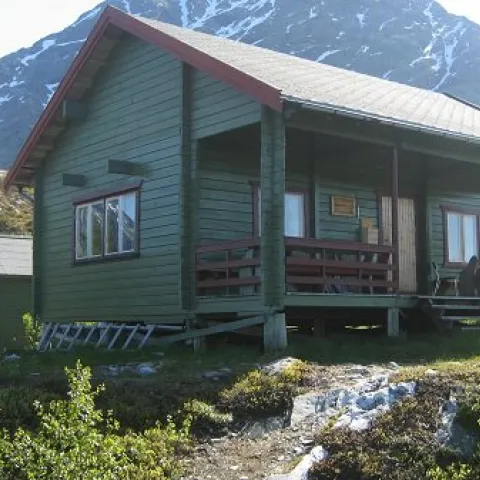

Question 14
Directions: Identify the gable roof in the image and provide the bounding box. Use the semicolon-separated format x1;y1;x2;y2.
0;235;32;277
5;6;480;189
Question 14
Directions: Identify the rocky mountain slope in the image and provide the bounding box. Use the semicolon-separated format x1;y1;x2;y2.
1;0;479;168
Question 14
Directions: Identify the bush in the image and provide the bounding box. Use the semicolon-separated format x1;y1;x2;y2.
219;369;298;419
22;312;41;350
0;361;191;480
182;399;233;437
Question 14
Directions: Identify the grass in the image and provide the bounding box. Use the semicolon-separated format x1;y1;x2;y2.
3;330;480;382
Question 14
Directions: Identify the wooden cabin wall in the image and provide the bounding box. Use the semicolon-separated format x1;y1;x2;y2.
37;34;261;325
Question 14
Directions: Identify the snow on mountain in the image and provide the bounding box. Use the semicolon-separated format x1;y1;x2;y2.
0;0;480;168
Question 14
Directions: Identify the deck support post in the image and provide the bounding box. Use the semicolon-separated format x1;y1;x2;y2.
260;106;287;349
387;308;400;337
264;312;287;351
314;318;326;337
391;146;400;292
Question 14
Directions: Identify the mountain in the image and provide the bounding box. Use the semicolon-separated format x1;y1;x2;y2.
1;0;480;168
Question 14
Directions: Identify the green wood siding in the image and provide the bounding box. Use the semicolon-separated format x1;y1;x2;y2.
191;71;260;139
40;37;183;324
429;189;480;276
198;154;377;245
0;277;30;349
315;183;378;241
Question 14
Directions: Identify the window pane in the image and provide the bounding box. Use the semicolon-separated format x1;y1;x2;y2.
121;193;136;252
256;189;306;237
76;206;88;259
105;198;119;254
285;193;305;238
463;215;477;262
91;202;104;257
447;213;462;262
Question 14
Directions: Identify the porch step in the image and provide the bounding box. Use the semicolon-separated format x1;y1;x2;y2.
418;297;480;332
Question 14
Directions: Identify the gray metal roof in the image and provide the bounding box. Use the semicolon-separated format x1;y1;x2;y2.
0;235;32;277
137;15;480;142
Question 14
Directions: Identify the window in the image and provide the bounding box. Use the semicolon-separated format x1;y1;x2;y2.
75;190;139;262
444;209;478;265
255;188;307;238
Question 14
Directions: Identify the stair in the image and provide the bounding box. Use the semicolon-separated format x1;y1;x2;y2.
419;296;480;332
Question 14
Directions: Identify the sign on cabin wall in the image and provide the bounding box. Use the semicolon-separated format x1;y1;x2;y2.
330;195;357;217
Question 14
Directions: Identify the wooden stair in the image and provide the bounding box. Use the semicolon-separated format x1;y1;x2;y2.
419;296;480;332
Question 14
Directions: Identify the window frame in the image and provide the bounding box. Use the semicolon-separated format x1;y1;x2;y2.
252;184;310;238
442;205;480;268
73;184;141;265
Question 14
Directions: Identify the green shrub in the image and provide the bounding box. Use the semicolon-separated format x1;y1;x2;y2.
219;369;298;419
0;360;191;480
22;312;41;350
182;399;232;436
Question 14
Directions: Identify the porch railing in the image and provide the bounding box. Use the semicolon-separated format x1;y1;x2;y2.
195;237;396;297
195;238;261;297
284;238;396;294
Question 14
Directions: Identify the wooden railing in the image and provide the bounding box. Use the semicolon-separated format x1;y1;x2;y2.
196;238;261;297
195;237;396;297
284;238;396;294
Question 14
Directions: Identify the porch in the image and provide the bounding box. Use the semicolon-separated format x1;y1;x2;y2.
184;106;480;347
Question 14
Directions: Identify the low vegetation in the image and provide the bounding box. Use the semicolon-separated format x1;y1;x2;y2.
0;171;32;235
0;361;190;480
0;334;480;478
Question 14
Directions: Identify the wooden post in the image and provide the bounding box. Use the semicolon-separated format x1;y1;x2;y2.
179;63;198;313
260;106;287;350
264;312;287;351
391;147;400;292
416;157;431;294
387;308;400;337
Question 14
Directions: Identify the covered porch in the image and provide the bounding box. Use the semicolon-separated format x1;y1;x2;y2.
185;104;480;345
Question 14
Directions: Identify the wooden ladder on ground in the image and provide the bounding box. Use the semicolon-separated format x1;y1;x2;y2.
419;296;480;332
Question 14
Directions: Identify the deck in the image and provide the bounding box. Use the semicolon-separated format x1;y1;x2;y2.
194;236;410;314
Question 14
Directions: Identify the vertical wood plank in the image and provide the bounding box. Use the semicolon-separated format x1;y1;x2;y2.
33;164;44;322
180;63;198;311
260;106;286;308
391;147;400;292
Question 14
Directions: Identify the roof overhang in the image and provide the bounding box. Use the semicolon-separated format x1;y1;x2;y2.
4;6;282;190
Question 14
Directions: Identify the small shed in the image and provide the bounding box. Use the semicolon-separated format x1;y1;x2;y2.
0;235;32;349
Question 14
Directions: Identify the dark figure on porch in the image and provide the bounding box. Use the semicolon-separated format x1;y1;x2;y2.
459;256;478;297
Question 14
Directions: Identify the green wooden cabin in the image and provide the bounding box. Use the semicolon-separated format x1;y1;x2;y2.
6;7;480;349
0;236;32;349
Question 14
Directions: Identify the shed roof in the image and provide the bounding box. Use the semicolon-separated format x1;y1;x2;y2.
0;236;32;277
5;7;480;188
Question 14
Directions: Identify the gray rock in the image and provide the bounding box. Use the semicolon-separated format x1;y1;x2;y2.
388;361;401;370
263;357;299;376
242;416;287;439
269;446;329;480
136;362;157;376
4;353;20;362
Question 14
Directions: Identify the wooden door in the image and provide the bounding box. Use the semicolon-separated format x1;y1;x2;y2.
382;197;417;292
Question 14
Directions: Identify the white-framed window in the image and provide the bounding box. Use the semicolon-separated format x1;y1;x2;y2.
75;190;138;261
256;188;306;238
445;210;478;264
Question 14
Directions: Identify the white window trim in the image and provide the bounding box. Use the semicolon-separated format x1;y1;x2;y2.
445;210;478;265
105;193;136;256
257;188;306;238
74;190;138;262
75;201;103;260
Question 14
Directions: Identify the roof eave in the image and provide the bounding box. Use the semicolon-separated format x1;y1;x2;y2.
4;7;282;190
285;95;480;148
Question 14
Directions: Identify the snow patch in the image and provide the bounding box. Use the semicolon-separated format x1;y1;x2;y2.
71;6;102;28
383;69;394;79
121;0;132;14
379;17;396;31
20;39;56;66
178;0;190;26
0;94;13;105
57;38;87;47
356;13;365;27
44;83;59;106
317;50;341;62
